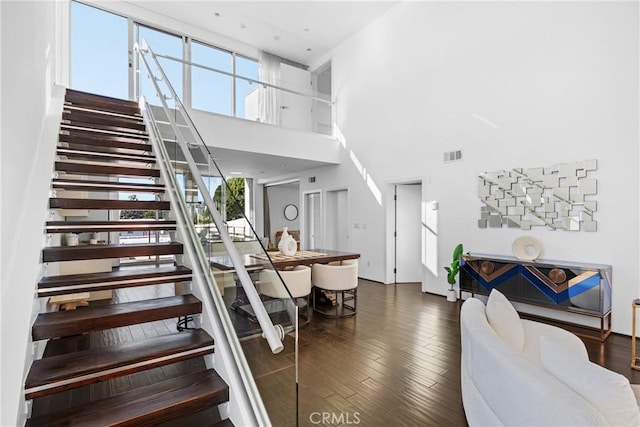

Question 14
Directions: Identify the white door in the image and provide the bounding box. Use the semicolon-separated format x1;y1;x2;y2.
279;63;312;132
325;189;348;251
303;192;322;249
395;184;422;283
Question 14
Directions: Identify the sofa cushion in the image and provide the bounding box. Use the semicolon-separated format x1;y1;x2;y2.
541;336;640;426
486;289;524;352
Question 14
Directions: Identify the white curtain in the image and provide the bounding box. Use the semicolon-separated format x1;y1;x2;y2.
258;50;280;125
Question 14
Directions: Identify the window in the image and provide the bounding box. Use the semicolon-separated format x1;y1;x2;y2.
70;2;128;99
191;40;259;118
235;55;259;119
191;41;233;115
137;25;184;101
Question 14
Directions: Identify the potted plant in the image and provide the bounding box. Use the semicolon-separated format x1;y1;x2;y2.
444;243;464;302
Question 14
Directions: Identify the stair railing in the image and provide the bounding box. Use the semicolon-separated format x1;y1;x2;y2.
137;40;287;354
141;97;273;426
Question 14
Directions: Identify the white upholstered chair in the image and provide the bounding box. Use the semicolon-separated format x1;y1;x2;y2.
311;259;358;318
259;265;312;324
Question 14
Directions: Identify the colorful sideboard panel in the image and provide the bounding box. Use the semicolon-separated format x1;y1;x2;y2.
460;254;612;316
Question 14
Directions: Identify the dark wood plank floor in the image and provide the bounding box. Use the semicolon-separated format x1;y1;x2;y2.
32;279;640;427
245;280;640;427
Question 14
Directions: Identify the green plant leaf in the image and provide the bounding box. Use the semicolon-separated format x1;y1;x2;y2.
452;243;464;261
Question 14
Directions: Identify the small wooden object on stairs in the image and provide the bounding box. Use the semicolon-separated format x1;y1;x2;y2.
49;292;90;311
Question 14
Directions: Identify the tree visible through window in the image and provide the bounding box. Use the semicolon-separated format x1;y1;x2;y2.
214;177;245;221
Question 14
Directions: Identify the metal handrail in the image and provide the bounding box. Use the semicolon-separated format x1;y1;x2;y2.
141;97;271;426
137;40;285;354
153;51;333;105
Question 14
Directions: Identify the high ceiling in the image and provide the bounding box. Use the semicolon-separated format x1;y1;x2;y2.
123;0;399;65
123;0;400;181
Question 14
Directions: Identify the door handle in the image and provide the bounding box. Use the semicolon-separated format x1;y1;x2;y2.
280;105;289;109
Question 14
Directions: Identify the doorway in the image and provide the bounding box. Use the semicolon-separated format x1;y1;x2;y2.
325;188;349;251
303;191;322;249
394;183;422;283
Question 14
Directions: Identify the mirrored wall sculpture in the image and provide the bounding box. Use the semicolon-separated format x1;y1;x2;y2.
477;160;598;231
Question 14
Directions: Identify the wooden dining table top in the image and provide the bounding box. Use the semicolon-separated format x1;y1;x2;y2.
209;249;360;271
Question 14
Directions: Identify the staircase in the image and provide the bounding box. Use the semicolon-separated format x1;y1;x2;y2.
26;89;233;426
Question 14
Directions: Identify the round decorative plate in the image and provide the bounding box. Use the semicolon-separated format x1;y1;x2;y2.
512;236;542;261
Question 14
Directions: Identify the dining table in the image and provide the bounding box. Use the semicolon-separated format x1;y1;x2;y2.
209;249;361;320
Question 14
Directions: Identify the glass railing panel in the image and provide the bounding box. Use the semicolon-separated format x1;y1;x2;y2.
137;39;300;426
151;50;333;136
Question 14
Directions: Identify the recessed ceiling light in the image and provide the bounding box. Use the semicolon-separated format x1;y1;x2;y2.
280;164;286;168
230;171;243;175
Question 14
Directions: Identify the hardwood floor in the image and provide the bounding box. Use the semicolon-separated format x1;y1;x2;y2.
246;279;640;427
33;278;640;426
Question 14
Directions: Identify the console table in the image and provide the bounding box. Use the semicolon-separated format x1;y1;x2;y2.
460;253;612;341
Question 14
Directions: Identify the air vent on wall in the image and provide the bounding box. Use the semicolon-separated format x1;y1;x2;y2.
444;150;463;163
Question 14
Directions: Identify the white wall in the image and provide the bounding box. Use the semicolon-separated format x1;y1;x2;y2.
299;1;639;334
266;184;300;246
1;1;63;424
188;108;340;165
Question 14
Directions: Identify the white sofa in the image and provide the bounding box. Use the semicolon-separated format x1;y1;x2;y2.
460;290;640;426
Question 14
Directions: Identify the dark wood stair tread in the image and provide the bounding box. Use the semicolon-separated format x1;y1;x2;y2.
25;329;213;399
64;89;141;116
63;109;146;130
210;420;235;427
52;178;164;193
63;118;148;136
25;368;228;426
59;131;152;151
61;124;149;142
37;265;192;297
57;148;155;164
32;294;201;341
42;241;183;262
55;161;160;178
46;220;176;234
63;104;144;122
49;197;169;211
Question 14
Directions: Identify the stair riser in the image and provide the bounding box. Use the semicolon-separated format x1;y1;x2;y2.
42;243;183;262
37;273;192;297
25;345;214;399
32;300;202;341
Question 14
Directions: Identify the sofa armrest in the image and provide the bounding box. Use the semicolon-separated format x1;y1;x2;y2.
521;319;588;366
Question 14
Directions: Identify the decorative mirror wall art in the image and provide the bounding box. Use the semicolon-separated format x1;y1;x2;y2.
478;159;598;231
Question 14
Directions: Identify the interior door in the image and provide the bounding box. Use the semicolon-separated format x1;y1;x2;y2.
326;189;348;251
303;192;322;249
279;63;312;132
395;184;422;283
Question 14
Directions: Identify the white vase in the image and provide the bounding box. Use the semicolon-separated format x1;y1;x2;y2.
278;227;297;256
447;289;457;302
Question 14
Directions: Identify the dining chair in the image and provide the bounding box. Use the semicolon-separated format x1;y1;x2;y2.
311;259;358;318
259;265;312;325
